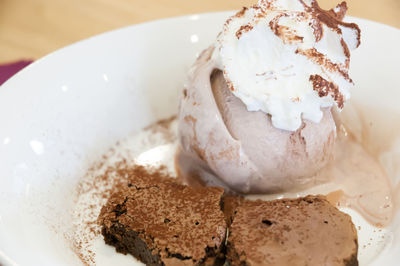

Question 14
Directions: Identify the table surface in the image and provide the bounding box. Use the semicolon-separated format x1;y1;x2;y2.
0;0;399;62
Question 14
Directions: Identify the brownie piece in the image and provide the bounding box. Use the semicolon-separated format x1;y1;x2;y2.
222;196;243;226
225;195;358;266
98;167;227;266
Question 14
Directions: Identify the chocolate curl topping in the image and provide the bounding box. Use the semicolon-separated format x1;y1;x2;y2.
328;1;348;21
309;74;344;108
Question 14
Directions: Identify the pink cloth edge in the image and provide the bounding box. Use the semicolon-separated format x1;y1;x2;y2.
0;60;34;86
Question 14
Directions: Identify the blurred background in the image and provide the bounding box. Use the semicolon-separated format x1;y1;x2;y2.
0;0;399;62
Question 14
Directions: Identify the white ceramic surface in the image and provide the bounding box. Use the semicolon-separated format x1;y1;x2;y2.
0;12;399;266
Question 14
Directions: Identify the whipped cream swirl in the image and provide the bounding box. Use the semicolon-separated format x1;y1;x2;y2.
216;0;360;131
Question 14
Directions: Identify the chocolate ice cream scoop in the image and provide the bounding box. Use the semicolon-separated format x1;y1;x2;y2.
178;47;335;193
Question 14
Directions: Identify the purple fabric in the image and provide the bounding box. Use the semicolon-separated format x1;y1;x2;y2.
0;60;33;85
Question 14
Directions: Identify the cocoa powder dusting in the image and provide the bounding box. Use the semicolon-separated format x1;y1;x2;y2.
236;24;254;39
144;115;177;142
69;116;178;265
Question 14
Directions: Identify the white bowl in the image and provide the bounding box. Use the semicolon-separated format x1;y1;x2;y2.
0;12;399;266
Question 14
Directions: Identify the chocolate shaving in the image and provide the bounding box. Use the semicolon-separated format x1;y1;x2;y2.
340;39;350;62
310;18;323;42
249;0;360;49
236;7;248;17
328;1;348;21
269;13;305;44
296;48;352;82
308;0;361;48
309;74;344;108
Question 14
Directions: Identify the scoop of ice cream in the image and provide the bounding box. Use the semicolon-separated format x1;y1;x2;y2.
178;47;336;194
177;0;360;194
217;0;360;131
